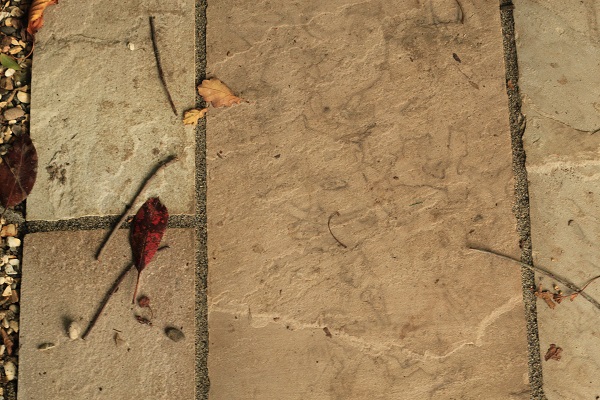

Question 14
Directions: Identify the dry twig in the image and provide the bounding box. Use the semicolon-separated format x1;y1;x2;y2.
327;211;347;249
468;246;600;311
149;16;177;115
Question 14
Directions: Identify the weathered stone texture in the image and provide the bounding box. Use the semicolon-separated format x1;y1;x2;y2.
27;0;196;220
516;0;600;398
207;1;529;398
18;230;195;400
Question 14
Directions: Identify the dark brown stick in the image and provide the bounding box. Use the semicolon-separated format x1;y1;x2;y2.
327;212;347;249
468;246;600;311
149;16;177;116
81;263;134;340
95;155;177;261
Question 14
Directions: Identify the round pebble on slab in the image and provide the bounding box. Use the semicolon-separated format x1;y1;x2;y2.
68;321;81;340
165;327;185;342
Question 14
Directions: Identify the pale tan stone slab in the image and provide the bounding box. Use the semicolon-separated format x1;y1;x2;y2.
18;230;195;400
207;1;529;398
516;1;600;398
27;0;196;220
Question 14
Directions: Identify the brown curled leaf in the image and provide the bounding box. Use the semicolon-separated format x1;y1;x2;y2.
27;0;58;36
198;78;244;108
544;344;562;361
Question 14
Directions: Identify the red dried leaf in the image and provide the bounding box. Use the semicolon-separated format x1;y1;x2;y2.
130;197;168;303
0;134;38;208
27;0;58;36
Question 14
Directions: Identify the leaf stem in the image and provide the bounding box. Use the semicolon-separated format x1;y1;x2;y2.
468;246;600;311
95;155;177;261
149;16;177;116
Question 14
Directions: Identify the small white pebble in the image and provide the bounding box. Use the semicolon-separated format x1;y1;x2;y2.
6;237;20;248
4;264;16;275
8;259;18;267
127;42;135;51
3;361;16;381
4;277;13;285
16;91;29;104
0;278;5;286
9;320;18;333
1;286;11;298
4;69;15;77
1;318;8;329
68;321;81;340
8;304;17;313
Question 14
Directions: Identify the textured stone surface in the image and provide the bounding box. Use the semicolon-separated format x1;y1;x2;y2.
18;229;195;400
516;1;600;398
27;0;196;220
515;0;600;133
207;1;529;398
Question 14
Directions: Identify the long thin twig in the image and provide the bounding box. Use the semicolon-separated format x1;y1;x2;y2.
327;212;347;249
149;16;177;116
469;246;600;311
96;155;177;261
81;263;134;340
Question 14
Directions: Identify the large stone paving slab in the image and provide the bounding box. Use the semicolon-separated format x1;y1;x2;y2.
516;1;600;397
27;0;196;220
18;229;195;400
206;1;529;398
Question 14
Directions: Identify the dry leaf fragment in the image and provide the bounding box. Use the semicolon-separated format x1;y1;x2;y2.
27;0;58;36
533;285;556;309
198;78;243;108
183;108;208;125
544;344;562;361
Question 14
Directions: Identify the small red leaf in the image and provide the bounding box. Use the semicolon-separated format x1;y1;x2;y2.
0;134;38;208
130;197;168;303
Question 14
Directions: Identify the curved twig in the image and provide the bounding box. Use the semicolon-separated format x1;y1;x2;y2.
327;212;347;249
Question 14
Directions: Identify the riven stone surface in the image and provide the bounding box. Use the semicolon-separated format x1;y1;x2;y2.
206;1;529;398
516;1;600;398
27;0;196;220
18;230;195;400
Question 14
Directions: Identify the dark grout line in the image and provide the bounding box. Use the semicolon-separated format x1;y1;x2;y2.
499;2;546;399
195;0;210;399
25;215;197;233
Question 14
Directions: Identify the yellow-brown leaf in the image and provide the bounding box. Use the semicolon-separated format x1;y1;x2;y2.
183;108;208;125
27;0;58;36
198;78;243;108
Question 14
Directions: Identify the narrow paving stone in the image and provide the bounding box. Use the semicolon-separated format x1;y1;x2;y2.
206;1;529;398
26;0;196;221
515;2;600;398
18;229;195;399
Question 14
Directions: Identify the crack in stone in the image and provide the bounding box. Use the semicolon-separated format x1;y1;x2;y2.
527;104;600;134
210;294;522;362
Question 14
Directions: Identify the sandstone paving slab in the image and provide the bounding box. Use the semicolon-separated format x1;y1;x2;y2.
206;1;530;398
27;0;196;221
515;1;600;398
18;229;195;400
